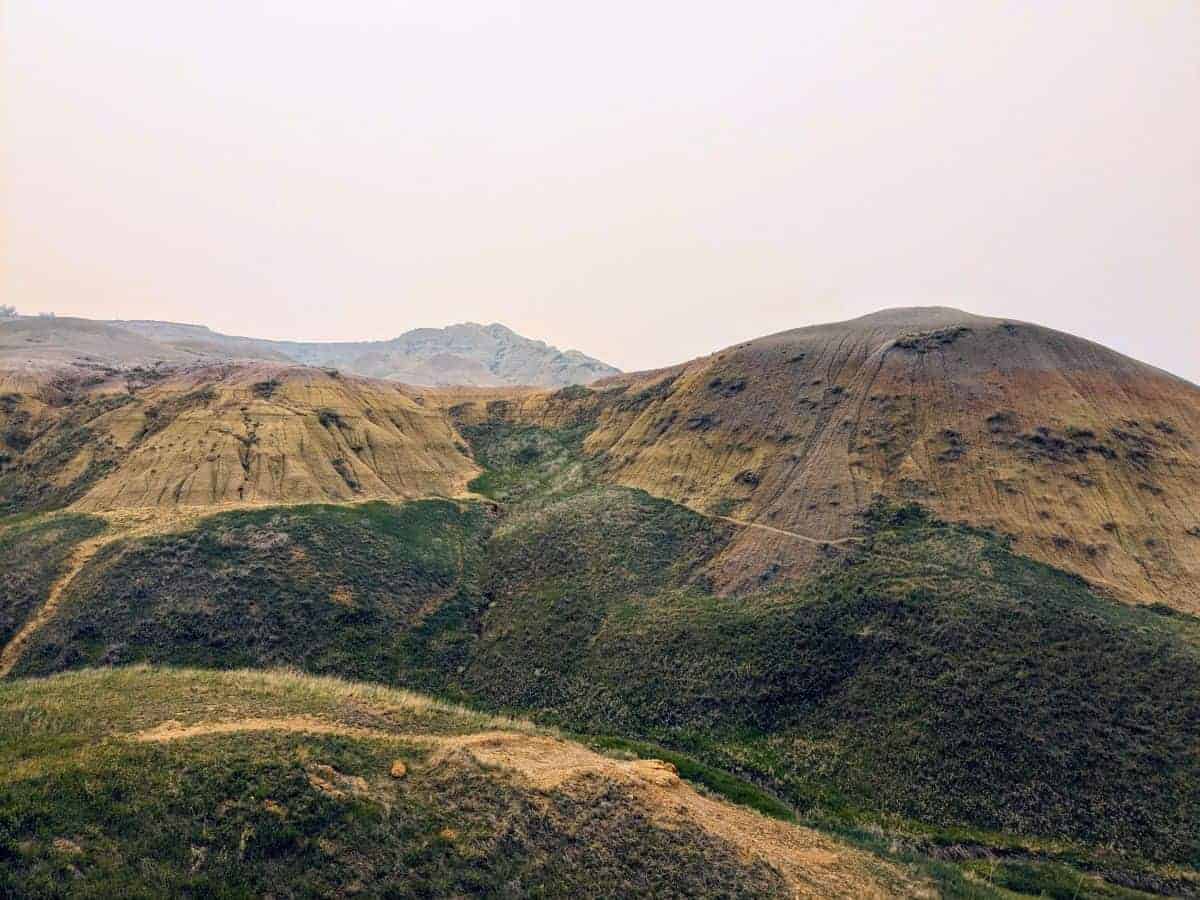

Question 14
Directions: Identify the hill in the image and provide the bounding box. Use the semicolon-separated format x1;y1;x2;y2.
267;321;617;388
0;317;209;378
442;307;1200;613
0;362;477;516
0;666;930;897
0;316;619;388
5;458;1197;894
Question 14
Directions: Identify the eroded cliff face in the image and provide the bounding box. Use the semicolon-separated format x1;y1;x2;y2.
438;308;1200;612
1;363;478;513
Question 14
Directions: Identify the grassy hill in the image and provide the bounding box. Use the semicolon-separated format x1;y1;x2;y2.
440;308;1200;614
12;500;489;684
0;667;925;898
0;513;105;651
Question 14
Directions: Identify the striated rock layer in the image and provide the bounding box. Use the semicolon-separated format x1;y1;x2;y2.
1;363;478;512
440;308;1200;612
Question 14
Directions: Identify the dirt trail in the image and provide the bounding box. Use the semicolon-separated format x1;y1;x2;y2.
714;515;861;547
0;507;214;677
0;532;109;677
130;717;927;899
434;731;922;899
132;716;394;743
716;512;1141;600
0;496;475;678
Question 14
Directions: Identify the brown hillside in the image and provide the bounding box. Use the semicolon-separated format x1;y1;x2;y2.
1;363;477;513
441;308;1200;612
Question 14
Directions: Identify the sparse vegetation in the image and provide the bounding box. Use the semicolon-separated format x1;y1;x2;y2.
0;394;134;515
14;421;1198;893
251;377;281;399
459;421;595;503
4;303;1200;896
552;384;594;401
317;408;343;429
894;326;972;352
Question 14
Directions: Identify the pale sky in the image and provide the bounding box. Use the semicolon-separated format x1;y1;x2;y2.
4;2;1198;380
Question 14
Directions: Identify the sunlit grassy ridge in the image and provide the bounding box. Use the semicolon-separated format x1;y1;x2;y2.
0;667;793;898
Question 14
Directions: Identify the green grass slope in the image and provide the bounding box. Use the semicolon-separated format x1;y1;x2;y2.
457;423;1200;872
0;667;788;898
14;501;489;683
464;502;1200;859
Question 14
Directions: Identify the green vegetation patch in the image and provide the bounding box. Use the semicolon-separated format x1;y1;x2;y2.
460;421;596;503
10;412;1200;886
962;859;1169;899
14;501;491;683
457;502;1200;866
456;487;734;718
584;734;797;824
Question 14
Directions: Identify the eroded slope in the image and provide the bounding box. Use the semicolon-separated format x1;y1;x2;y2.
1;363;477;514
442;307;1200;611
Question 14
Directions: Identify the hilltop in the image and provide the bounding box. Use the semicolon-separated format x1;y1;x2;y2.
5;304;1198;610
0;362;477;516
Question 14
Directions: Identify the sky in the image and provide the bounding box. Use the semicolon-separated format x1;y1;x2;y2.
4;1;1198;380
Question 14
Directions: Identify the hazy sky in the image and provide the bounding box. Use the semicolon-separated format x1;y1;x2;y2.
5;2;1198;379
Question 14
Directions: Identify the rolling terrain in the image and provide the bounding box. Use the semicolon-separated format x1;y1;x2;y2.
1;306;1198;897
0;362;477;516
0;667;930;897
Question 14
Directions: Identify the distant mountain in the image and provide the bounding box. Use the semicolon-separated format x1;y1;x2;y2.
112;319;620;387
0;315;619;387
